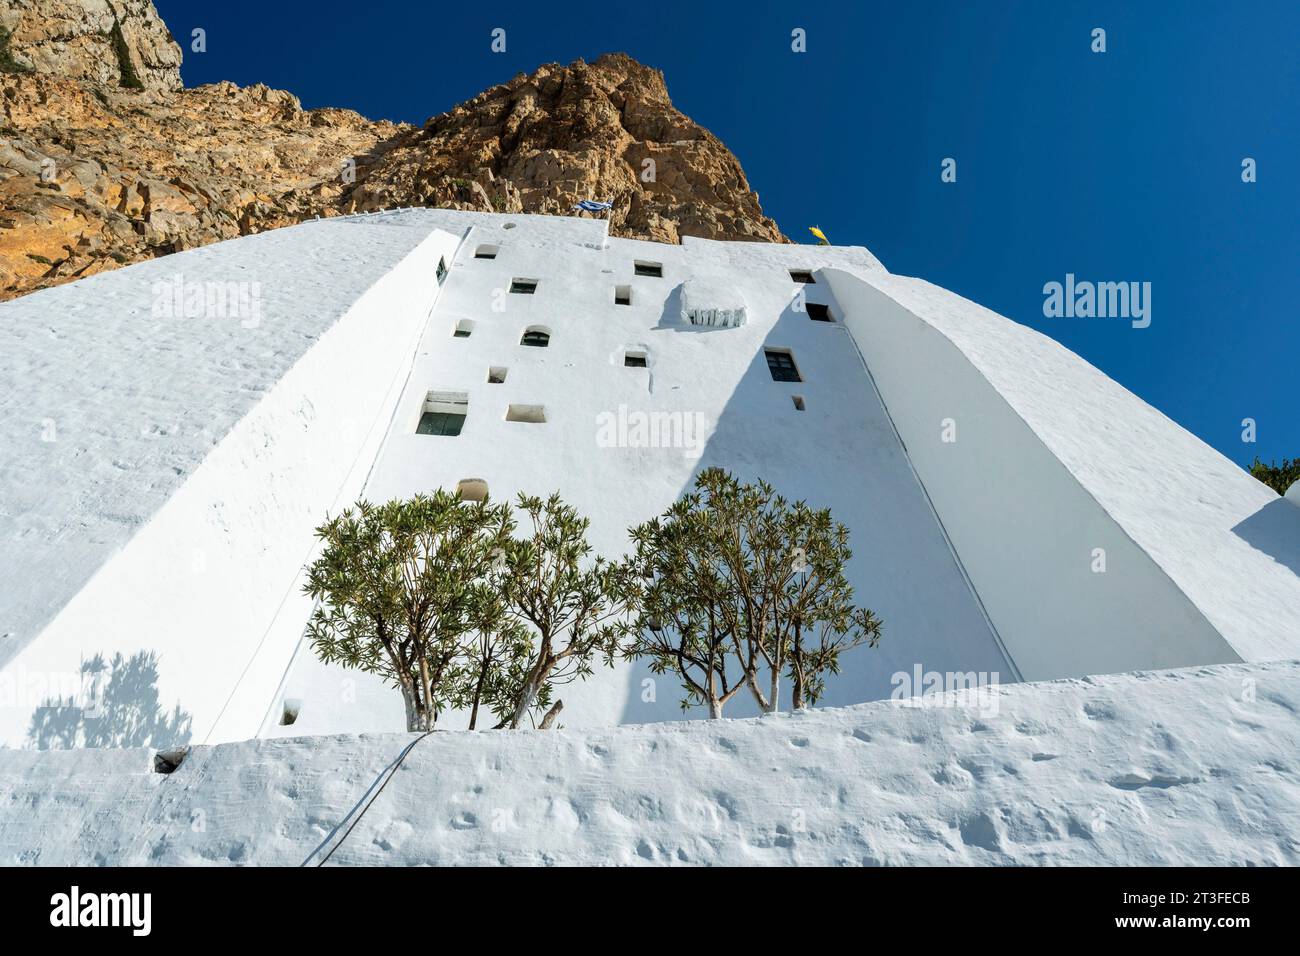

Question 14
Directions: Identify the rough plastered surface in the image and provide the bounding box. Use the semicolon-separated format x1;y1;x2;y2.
0;660;1296;865
860;272;1300;663
0;214;441;671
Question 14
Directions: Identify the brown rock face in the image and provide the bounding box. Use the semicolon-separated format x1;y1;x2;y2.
1;0;182;92
0;3;785;301
0;75;406;295
344;54;786;247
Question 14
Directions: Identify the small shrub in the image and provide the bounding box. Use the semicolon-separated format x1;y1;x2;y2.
497;493;638;729
0;27;31;75
624;469;882;717
1250;457;1300;495
303;492;514;731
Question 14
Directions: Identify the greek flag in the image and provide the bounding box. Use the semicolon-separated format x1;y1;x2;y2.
573;200;613;212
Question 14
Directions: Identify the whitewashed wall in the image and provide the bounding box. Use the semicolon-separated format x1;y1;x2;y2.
0;223;463;748
267;219;1009;737
1;659;1295;866
825;269;1238;680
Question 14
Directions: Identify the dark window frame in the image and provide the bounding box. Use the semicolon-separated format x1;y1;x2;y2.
764;348;802;383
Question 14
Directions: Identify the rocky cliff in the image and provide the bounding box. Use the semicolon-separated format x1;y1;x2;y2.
344;54;785;247
2;0;181;92
0;1;785;301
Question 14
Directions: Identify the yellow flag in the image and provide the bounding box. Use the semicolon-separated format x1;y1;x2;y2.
808;225;828;244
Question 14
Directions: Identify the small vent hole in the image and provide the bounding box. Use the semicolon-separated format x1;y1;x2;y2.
280;699;301;726
153;748;189;775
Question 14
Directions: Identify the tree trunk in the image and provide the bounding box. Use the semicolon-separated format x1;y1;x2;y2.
791;624;806;710
745;667;770;712
709;698;723;719
468;656;491;730
510;658;550;729
418;654;433;725
538;699;564;729
400;683;431;732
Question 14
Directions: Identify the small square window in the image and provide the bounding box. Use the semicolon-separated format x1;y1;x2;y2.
487;367;507;384
475;244;499;259
764;348;802;383
436;257;448;285
635;261;663;278
806;303;833;322
417;391;468;436
624;352;647;368
453;319;474;338
789;269;816;284
506;404;546;424
417;411;466;436
792;395;806;411
509;278;538;294
615;285;632;306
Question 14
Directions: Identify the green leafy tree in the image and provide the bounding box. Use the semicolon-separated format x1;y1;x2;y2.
499;493;638;729
623;506;750;719
783;523;884;709
447;620;541;730
303;492;513;731
1250;457;1300;495
625;469;882;718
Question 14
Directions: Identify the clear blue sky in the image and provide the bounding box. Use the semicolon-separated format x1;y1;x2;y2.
155;0;1298;470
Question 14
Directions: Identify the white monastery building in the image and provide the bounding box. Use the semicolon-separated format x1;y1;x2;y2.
2;208;1298;751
